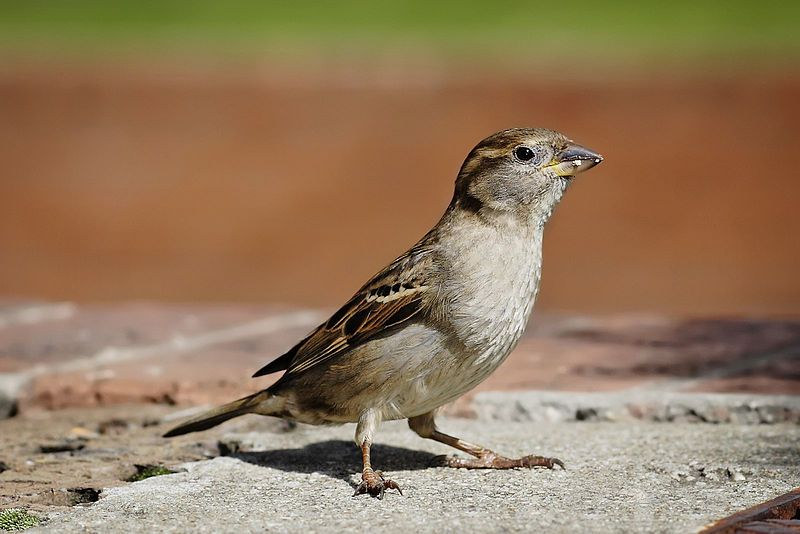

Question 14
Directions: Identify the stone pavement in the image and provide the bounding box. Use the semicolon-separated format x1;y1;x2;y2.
1;301;798;418
1;301;798;532
30;415;800;534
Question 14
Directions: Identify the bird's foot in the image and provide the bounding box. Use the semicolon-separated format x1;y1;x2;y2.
434;451;564;470
353;469;403;499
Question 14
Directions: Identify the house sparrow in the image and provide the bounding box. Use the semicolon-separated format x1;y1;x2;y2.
164;127;602;498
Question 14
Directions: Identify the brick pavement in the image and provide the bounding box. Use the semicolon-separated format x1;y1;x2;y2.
0;301;798;418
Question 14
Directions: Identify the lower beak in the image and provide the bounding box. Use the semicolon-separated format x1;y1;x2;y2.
547;143;603;177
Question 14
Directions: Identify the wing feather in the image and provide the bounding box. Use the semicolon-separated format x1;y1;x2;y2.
252;246;434;379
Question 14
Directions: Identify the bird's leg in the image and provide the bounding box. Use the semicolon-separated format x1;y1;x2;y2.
352;440;403;498
408;412;564;470
353;410;402;498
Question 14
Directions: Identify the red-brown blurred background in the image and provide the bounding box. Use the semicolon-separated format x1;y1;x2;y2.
1;2;799;315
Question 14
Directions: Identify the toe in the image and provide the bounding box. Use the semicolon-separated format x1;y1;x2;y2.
520;455;565;469
430;454;452;467
353;474;403;499
384;479;403;496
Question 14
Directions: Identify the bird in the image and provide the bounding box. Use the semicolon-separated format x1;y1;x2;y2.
164;127;603;498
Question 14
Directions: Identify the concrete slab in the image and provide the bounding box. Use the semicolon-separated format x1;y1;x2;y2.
33;419;800;533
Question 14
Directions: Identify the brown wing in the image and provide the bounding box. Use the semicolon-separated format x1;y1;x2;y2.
252;246;435;379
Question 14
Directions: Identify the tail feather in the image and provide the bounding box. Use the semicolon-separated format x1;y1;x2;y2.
163;391;272;437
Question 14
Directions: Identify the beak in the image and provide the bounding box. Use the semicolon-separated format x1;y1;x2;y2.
547;143;603;177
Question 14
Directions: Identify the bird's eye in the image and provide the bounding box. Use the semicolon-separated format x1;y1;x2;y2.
514;146;535;162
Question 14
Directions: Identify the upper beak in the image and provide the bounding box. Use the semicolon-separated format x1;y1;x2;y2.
547;143;603;177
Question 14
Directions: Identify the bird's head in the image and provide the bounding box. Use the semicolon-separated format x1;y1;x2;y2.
453;128;602;224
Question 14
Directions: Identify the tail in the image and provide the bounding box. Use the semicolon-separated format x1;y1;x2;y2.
163;391;276;437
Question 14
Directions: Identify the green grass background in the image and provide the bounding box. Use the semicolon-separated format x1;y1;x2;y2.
1;0;799;60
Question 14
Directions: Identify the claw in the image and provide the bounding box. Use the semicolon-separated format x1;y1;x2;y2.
353;470;402;499
353;482;367;498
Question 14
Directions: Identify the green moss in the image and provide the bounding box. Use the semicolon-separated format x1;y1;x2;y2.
127;464;176;482
0;509;40;532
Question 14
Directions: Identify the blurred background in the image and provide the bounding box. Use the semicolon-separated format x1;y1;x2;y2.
1;0;799;316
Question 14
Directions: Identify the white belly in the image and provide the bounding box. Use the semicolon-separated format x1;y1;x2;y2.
386;343;521;419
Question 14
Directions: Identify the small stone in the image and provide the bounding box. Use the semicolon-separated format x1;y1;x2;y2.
39;440;86;453
98;418;130;435
69;426;99;439
670;470;687;481
727;468;746;481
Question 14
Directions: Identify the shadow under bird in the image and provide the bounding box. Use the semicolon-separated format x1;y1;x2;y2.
164;127;603;498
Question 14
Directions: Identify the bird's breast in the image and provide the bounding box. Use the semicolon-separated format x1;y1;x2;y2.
384;228;543;420
442;221;543;366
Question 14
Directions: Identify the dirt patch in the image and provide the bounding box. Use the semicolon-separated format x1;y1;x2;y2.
0;403;296;513
0;405;198;511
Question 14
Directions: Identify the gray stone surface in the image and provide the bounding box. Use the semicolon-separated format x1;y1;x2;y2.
34;419;800;533
473;391;800;424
